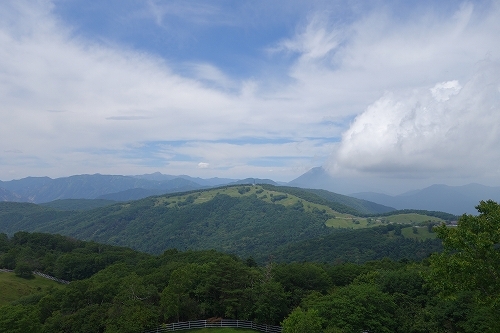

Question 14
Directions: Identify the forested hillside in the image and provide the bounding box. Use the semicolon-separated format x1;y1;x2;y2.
40;199;117;211
0;185;450;262
274;225;442;263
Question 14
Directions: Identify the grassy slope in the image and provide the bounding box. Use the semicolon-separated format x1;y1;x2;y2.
400;226;438;240
384;213;444;224
325;213;445;229
0;272;63;306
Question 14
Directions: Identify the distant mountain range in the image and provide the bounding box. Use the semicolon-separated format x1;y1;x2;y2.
0;173;256;204
2;167;499;214
288;167;500;215
350;184;500;215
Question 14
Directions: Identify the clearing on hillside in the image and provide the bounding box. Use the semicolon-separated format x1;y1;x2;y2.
0;271;64;306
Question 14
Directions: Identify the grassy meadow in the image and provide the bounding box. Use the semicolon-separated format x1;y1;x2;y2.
401;226;438;240
0;271;63;306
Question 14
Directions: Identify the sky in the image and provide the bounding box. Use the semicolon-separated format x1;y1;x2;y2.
1;0;500;194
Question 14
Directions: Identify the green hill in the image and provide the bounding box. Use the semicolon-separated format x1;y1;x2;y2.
0;185;450;262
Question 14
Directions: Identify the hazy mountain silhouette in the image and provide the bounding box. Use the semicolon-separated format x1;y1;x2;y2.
289;167;500;215
351;183;500;215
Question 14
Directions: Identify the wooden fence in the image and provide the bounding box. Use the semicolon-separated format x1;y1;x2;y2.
143;319;282;333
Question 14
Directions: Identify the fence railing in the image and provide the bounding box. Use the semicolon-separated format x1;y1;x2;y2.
33;271;70;284
143;319;282;333
0;268;70;284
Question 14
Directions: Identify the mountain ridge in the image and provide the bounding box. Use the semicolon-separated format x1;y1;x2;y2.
3;168;499;214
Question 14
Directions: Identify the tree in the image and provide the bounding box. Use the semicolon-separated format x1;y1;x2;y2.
428;200;500;302
14;261;33;279
161;264;203;322
0;304;40;333
303;283;397;333
252;280;289;325
426;200;500;332
281;307;322;333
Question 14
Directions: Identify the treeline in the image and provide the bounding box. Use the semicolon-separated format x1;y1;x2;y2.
371;209;457;221
0;232;148;281
1;228;498;333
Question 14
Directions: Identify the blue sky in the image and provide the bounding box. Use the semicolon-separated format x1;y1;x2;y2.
1;0;500;194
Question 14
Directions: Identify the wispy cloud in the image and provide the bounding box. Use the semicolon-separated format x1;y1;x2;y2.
146;0;232;27
272;14;343;61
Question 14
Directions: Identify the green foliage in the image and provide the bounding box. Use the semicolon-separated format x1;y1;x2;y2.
40;199;116;211
303;283;397;333
0;195;332;262
237;186;251;194
14;261;33;279
0;230;496;333
274;226;442;264
423;200;500;332
274;263;331;307
0;232;148;281
251;280;289;325
374;209;457;221
281;307;322;333
270;194;288;202
0;304;41;333
428;200;500;302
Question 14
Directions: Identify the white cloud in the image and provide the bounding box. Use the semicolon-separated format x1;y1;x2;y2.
186;63;235;90
273;14;342;61
334;60;500;180
430;80;462;102
197;162;209;169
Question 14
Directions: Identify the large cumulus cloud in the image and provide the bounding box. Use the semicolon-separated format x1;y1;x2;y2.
335;60;500;179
